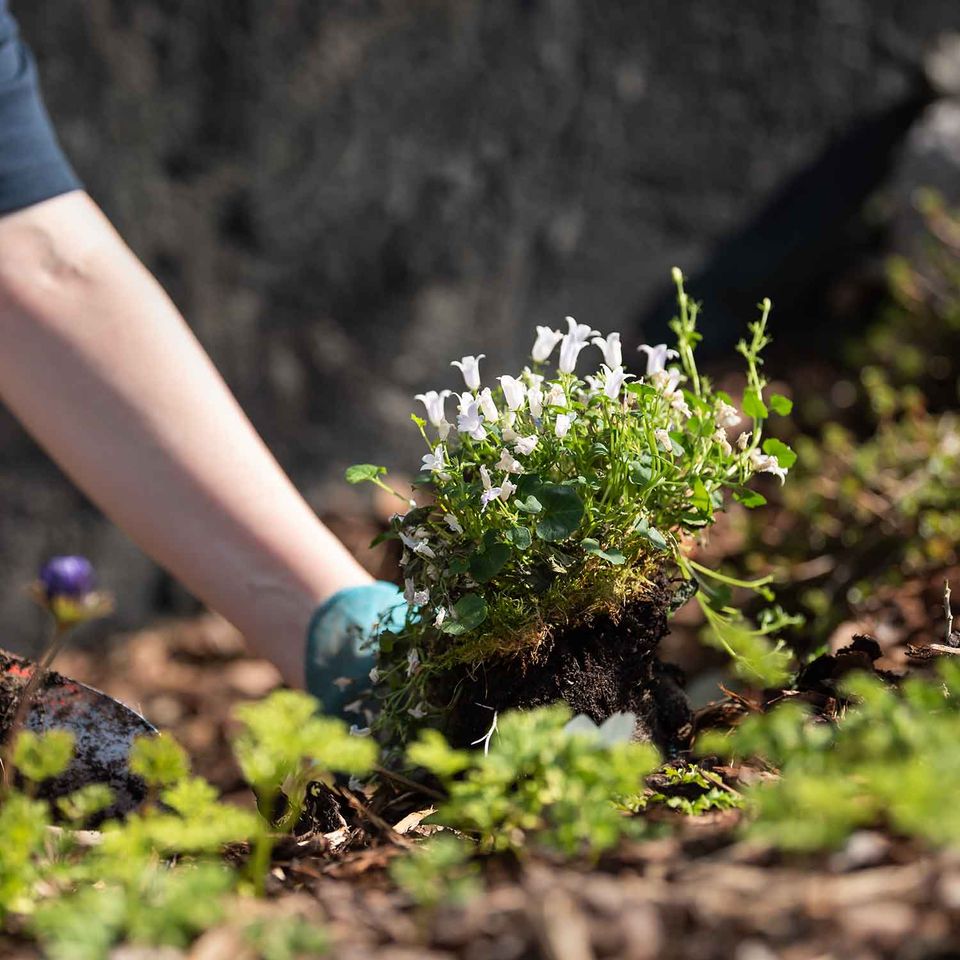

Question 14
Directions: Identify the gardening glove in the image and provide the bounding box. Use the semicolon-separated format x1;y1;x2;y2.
304;581;407;718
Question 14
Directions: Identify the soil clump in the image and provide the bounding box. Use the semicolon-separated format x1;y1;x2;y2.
433;580;692;755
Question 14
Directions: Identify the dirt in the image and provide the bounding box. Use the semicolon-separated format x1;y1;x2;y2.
434;579;692;756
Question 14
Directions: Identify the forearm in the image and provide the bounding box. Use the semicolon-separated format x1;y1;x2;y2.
0;191;371;686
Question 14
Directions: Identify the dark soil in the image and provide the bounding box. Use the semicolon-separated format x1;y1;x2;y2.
433;580;692;756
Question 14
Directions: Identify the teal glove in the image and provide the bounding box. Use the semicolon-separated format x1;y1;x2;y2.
304;581;407;717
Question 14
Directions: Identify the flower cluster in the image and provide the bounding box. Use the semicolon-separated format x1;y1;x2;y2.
349;270;796;736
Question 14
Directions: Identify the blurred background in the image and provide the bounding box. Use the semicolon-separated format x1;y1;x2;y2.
1;0;959;647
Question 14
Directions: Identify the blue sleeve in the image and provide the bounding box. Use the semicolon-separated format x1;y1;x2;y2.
0;4;81;215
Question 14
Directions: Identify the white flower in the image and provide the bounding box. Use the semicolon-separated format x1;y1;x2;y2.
368;666;381;684
716;401;740;428
407;648;421;676
408;702;428;720
523;368;545;389
349;724;372;737
415;390;451;428
451;354;484;391
434;607;447;628
583;374;603;396
599;364;632;401
532;326;564;363
498;375;527;412
638;343;679;377
496;448;523;474
514;435;538;455
344;699;363;715
527;386;544;419
558;316;598;374
555;412;577;439
399;531;436;559
457;392;476;416
499;477;518;501
456;400;487;441
480;488;501;511
591;332;622;369
480;465;493;490
748;448;788;483
546;383;567;408
655;428;672;451
477;387;499;422
670;393;692;418
737;431;752;451
501;412;519;442
444;513;464;534
714;427;732;456
421;445;446;473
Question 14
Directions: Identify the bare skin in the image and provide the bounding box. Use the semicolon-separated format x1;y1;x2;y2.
0;190;372;687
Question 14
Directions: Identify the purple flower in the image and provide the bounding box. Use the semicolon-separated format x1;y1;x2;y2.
39;556;97;601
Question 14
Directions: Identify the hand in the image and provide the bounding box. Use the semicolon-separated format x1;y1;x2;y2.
304;581;407;717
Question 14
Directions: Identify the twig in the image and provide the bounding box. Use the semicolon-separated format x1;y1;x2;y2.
945;580;956;647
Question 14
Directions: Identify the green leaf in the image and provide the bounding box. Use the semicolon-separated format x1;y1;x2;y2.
690;477;712;517
762;438;797;470
582;538;626;565
733;487;767;509
345;464;387;484
628;459;653;485
469;541;510;582
535;484;585;542
13;729;75;783
515;495;543;515
507;526;532;550
769;394;793;416
742;388;768;420
129;734;190;788
440;593;488;635
447;557;470;575
635;517;670;551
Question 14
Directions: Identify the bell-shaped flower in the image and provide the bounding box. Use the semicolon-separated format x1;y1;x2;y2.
638;343;679;377
421;445;446;474
403;581;430;607
501;412;519;442
737;431;752;451
532;326;564;363
399;530;436;559
555;412;577;439
748;448;788;483
714;426;733;456
591;332;622;369
599;364;632;401
498;477;518;502
655;428;672;452
444;513;464;534
498;375;527;412
407;648;422;676
456;400;487;441
478;387;499;423
480;486;502;511
479;464;493;490
527;386;544;419
715;400;740;429
523;367;545;389
546;383;567;408
451;354;485;391
514;435;538;455
557;316;599;373
496;448;523;474
434;607;448;628
415;390;451;427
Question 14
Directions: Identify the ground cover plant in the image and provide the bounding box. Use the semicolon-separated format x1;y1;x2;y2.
348;269;798;751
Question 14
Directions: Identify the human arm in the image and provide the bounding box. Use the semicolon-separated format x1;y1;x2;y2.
0;190;381;688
